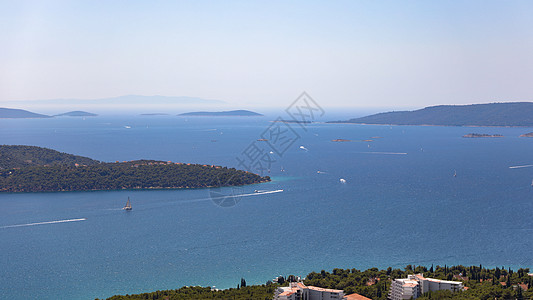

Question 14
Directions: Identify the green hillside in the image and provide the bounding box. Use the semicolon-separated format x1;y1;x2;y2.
0;146;269;193
0;145;99;169
332;102;533;126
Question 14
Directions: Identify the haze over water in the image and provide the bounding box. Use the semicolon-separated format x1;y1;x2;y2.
1;116;532;300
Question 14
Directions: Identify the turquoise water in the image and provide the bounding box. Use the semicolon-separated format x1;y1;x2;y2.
1;116;533;299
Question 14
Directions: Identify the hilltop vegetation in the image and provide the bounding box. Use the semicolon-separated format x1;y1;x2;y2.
104;285;277;300
0;146;269;193
331;102;533;127
0;145;99;169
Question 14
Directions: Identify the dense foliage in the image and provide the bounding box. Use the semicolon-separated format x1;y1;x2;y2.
304;265;533;300
103;265;533;300
102;285;277;300
0;145;99;169
332;102;533;126
0;160;269;192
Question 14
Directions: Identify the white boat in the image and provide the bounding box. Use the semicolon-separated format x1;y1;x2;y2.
123;197;132;210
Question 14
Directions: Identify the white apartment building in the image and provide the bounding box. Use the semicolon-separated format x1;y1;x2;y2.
274;282;345;300
389;274;463;300
389;277;419;300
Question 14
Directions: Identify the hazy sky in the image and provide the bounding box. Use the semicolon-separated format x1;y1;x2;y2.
1;0;533;109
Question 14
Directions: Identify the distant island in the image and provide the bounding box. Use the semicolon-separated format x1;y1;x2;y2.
463;133;503;138
178;110;263;117
332;139;352;142
0;145;269;193
0;107;51;119
329;102;533;127
54;111;98;117
519;132;533;137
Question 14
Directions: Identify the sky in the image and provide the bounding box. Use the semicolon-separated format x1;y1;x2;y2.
1;0;533;110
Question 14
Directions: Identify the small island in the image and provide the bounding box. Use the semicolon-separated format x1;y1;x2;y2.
463;133;503;138
519;132;533;137
0;145;269;193
178;110;263;117
54;111;98;117
332;139;352;142
0;107;51;119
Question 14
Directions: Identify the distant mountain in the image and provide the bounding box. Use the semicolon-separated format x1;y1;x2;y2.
178;110;263;117
0;108;51;119
54;111;98;117
330;102;533;127
0;145;99;169
1;95;226;112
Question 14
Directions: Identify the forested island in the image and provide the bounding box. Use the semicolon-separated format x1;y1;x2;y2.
330;102;533;127
102;265;533;300
178;110;263;117
0;146;269;193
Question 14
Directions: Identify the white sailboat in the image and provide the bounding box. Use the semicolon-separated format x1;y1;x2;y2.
123;197;132;211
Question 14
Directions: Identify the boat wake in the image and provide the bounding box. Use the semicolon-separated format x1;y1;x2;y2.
357;152;407;155
0;218;87;229
509;164;533;169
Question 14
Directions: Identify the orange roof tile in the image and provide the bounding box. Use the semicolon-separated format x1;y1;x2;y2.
344;293;372;300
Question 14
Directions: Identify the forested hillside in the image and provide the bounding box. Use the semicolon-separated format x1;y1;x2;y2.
331;102;533;126
0;145;99;169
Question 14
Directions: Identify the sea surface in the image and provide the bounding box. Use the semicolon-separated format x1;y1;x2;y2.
1;115;532;300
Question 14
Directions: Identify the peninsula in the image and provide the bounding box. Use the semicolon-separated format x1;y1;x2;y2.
519;132;533;137
329;102;533;127
178;110;263;117
0;145;269;193
0;107;51;119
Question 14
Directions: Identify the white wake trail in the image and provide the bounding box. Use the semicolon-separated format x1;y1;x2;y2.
357;152;408;155
0;218;87;229
509;165;533;169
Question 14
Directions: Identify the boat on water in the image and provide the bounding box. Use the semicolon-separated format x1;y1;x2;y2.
454;170;457;177
123;197;132;210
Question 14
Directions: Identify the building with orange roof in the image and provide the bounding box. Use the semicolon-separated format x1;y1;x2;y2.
344;292;372;300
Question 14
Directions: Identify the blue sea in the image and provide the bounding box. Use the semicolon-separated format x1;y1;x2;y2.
1;115;533;299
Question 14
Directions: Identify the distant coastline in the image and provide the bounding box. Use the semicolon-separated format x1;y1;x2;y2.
329;102;533;127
